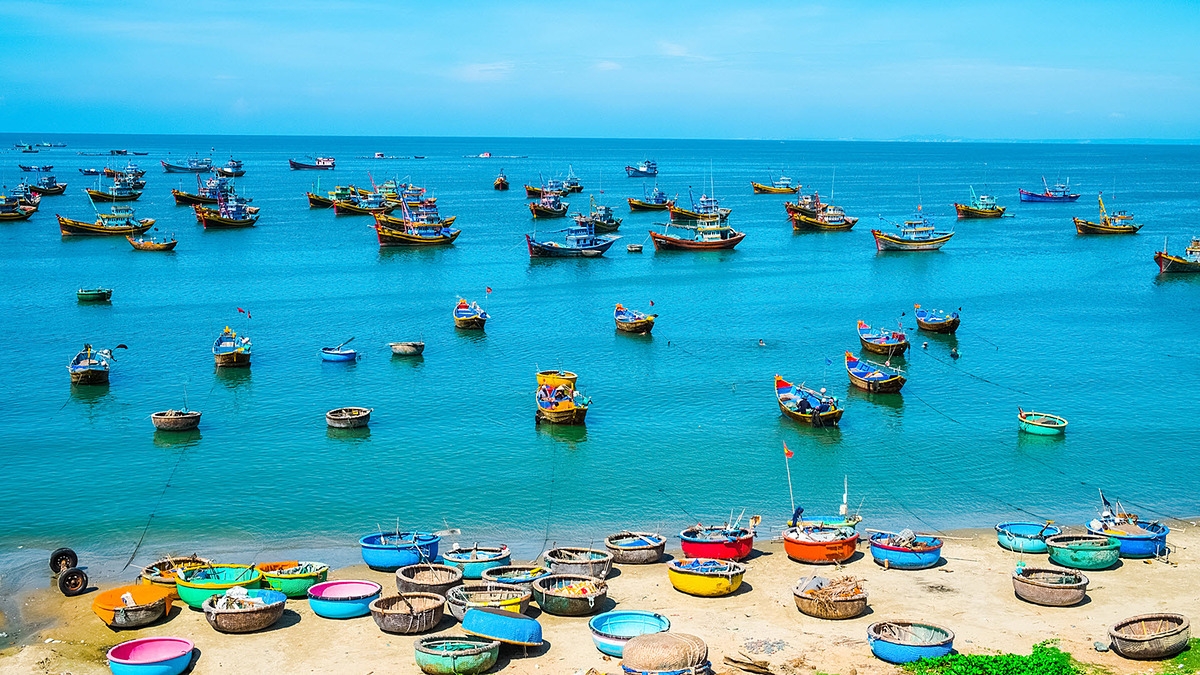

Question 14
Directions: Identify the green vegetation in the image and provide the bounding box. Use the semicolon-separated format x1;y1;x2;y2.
1163;638;1200;674
903;642;1081;675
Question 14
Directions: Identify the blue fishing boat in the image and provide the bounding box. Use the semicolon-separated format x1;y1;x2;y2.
857;320;909;355
872;208;955;251
29;174;67;196
563;165;583;193
442;545;512;580
359;531;440;571
867;621;954;664
995;522;1061;553
774;375;843;427
462;607;543;647
625;159;658;177
588;610;670;657
526;220;619;258
869;531;943;570
844;352;906;393
321;337;358;362
1020;177;1080;202
68;344;119;385
454;299;488;329
627;184;674;211
161;156;213;173
212;326;251;368
913;305;960;333
1086;490;1170;558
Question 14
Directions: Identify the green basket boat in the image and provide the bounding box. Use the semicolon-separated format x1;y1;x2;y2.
175;564;263;609
77;288;113;302
258;561;329;598
414;635;499;675
1046;534;1120;570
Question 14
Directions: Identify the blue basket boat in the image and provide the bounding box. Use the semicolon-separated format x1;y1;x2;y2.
588;610;671;657
441;545;511;580
462;607;543;646
359;531;440;571
106;637;195;675
1087;519;1169;558
869;532;943;570
867;621;954;664
307;580;381;619
995;522;1061;554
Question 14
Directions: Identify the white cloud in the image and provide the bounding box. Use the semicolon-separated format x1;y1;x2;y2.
595;60;621;71
453;62;514;82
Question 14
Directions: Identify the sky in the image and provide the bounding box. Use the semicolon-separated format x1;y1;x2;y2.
1;0;1198;140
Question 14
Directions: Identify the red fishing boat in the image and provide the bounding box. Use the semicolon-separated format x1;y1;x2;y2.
649;222;745;251
679;525;755;561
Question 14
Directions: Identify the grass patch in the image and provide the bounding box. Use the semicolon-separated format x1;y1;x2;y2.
903;641;1082;675
1163;638;1200;673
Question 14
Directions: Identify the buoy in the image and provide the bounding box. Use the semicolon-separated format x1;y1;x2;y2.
922;342;928;349
950;348;960;359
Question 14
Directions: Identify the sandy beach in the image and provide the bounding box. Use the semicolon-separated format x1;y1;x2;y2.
1;525;1196;675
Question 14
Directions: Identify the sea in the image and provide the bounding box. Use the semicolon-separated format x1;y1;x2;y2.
1;135;1198;623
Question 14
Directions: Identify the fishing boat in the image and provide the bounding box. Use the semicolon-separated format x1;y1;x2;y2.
29;174;67;195
399;184;429;207
588;610;671;657
614;304;656;334
603;532;666;564
751;174;799;194
289;157;335;170
160;156;213;173
1074;192;1142;234
360;532;440;571
320;337;358;362
1020;177;1080;202
995;522;1061;553
529;192;569;218
793;576;868;619
680;524;755;560
106;637;195;675
212;327;251;367
782;526;858;564
214;158;245;177
480;565;550;590
525;179;568;199
92;585;173;629
867;621;954;664
308;580;381;619
443;545;512;580
460;606;542;644
1086;491;1170;558
668;191;730;222
1154;237;1200;273
105;163;145;178
172;176;236;205
150;409;201;431
666;558;745;597
326;407;371;428
790;193;857;231
202;588;286;634
649;221;745;251
535;377;590;425
563;165;583;193
774;375;843;427
1045;534;1120;570
625;159;658;178
913;305;960;333
57;205;154;236
1018;408;1067;435
333;191;396;216
77;288;112;302
543;547;612;578
445;583;530;620
954;187;1006;218
627;185;674;211
373;213;460;246
493;170;509;190
0;199;36;222
68;344;117;385
576;196;622;233
18;164;51;172
872;208;954;251
845;352;906;393
868;530;943;570
414;636;499;675
405;198;456;227
195;198;258;228
79;168;101;176
127;232;178;251
453;299;488;329
1011;566;1088;607
526;220;619;258
1109;614;1191;660
858;320;909;355
84;178;142;202
7;181;39;208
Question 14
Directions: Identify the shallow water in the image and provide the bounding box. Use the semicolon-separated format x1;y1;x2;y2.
1;135;1198;587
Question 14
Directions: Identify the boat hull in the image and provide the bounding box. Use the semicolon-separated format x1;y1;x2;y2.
535;404;588;425
872;229;954;251
867;622;954;664
916;317;960;333
1045;535;1120;570
128;237;178;251
1109;613;1191;660
525;234;616;258
667;560;745;597
679;532;753;561
1074;217;1141;234
1155;251;1200;273
869;534;943;570
791;213;855;231
859;336;909;355
751;182;799;194
389;342;425;356
615;317;655;334
1085;523;1169;558
161;161;211;173
333;200;395;216
627;198;672;211
776;399;844;427
782;531;859;564
289;159;334;170
84;188;141;202
955;203;1006;218
462;606;543;645
213;351;251;368
172;189;217;206
69;368;109;385
1012;568;1088;607
196;208;258;229
29;183;66;195
454;316;486;330
307;192;333;208
847;369;905;393
529;202;568;218
92;585;172;629
649;230;744;251
58;215;154;237
1020;189;1079;202
0;207;36;221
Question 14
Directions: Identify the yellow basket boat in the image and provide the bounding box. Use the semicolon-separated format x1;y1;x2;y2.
667;558;745;597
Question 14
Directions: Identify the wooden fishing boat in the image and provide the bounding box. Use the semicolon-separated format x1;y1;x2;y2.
79;168;101;176
29;174;66;195
389;341;425;356
627;243;642;252
954;187;1005;218
1155;237;1200;273
105;163;145;178
84;179;142;202
914;305;960;333
1086;491;1170;558
526;220;618;257
577;196;622;232
751;174;799;194
995;522;1061;553
1045;534;1120;570
175;565;263;609
858;320;909;355
91;585;173;629
544;548;613;579
604;532;666;564
106;637;194;675
374;213;460;247
151;409;201;431
413;636;499;675
529;192;569;218
370;592;445;635
326;407;371;428
668;191;730;222
7;182;40;208
1018;408;1067;435
307;191;333;208
1074;193;1142;234
194;199;258;228
793;576;867;620
869;531;943;570
0;200;36;221
127;233;177;251
360;532;441;571
77;288;112;302
588;610;671;657
333;192;396;216
873;208;954;250
650;222;745;251
212;326;251;367
845;352;905;393
397;563;464;596
791;206;857;231
627;185;674;211
202;588;287;633
256;561;329;598
1020;177;1080;202
563;165;583;193
625;159;658;177
783;526;858;564
1012;567;1088;607
531;574;607;617
1109;614;1191;660
213;159;245;177
774;375;843;427
453;299;488;329
68;344;115;385
161;156;212;173
172;176;233;206
535;378;590;425
667;558;745;597
445;583;530;621
289;157;335;170
525;178;568;199
867;621;954;664
59;205;154;236
307;580;381;619
614;304;656;334
443;546;512;580
679;525;754;561
493;171;509;190
18;163;51;172
480;565;551;591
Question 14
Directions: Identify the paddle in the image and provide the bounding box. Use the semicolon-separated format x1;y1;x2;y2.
333;336;355;351
1035;520;1057;538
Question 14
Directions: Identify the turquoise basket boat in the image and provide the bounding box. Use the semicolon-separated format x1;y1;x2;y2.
1045;534;1120;570
414;635;499;675
441;545;511;580
588;610;671;657
175;565;263;610
995;522;1061;553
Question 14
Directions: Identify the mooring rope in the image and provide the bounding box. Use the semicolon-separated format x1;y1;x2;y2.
913;347;1029;396
122;446;188;570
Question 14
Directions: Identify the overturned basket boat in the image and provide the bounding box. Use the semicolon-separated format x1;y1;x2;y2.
202;588;287;633
622;632;709;674
545;547;614;579
445;583;531;621
257;561;329;598
793;576;868;620
1109;613;1190;660
414;635;499;675
462;607;544;647
91;585;173;629
150;409;201;431
370;592;446;634
326;406;371;428
396;564;463;597
532;574;608;616
480;565;551;591
604;532;666;564
1011;567;1088;607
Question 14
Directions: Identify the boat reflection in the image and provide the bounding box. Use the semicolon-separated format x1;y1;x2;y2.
214;366;251;389
327;426;371;442
153;429;202;448
536;422;587;447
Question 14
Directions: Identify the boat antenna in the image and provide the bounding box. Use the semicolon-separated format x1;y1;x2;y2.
782;448;795;516
830;166;836;203
840;476;849;517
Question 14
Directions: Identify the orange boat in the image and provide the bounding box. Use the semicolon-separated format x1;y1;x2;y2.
92;585;173;629
782;526;859;564
649;222;745;251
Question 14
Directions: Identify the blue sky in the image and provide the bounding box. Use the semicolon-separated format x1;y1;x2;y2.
1;1;1197;139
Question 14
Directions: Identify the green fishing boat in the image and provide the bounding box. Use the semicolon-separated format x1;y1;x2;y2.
257;561;329;598
1045;534;1120;570
76;287;112;302
1018;408;1067;435
175;565;263;609
414;636;499;675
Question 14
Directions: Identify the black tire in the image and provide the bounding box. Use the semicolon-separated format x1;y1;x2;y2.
58;568;88;596
49;548;78;573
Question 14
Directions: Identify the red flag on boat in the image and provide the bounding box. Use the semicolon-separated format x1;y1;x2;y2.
649;300;655;306
784;442;794;459
486;286;492;294
237;307;245;314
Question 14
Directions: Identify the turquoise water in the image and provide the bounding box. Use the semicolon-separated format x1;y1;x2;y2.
1;135;1198;586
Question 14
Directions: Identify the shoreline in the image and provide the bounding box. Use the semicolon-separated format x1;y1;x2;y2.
3;524;1197;674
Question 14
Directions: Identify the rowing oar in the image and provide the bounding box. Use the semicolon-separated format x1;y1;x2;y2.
334;336;355;351
865;528;973;541
1035;520;1056;538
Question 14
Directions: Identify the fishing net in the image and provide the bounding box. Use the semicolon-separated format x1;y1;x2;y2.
623;633;709;670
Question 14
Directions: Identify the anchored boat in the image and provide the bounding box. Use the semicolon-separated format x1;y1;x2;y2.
453;299;488;329
173;175;237;206
528;191;569;218
535;371;590;425
373;213;460;246
625;159;658;178
627;185;674;211
195;197;258;228
790;193;857;231
212;326;251;367
576;196;622;232
1020;177;1080;202
668;190;730;222
649;221;745;251
493;170;509;190
1155;237;1200;273
526;220;618;257
214;158;245;177
954;187;1005;218
84;177;142;202
869;530;943;570
845;352;906;393
1018;408;1067;435
29;174;67;196
614;303;656;334
913;305;960;333
1086;490;1169;558
58;205;154;237
289;157;335;170
858;320;909;355
0;199;36;222
127;232;178;251
1074;192;1142;234
751;174;799;194
774;375;843;427
161;156;213;173
68;344;122;385
872;207;953;250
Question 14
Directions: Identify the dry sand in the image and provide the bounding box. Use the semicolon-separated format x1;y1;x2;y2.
2;526;1196;675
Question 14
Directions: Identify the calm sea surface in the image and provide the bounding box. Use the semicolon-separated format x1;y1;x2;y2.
1;135;1198;602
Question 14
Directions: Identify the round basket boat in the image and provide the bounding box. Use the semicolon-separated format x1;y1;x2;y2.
679;525;754;561
370;593;445;634
1045;534;1120;570
257;561;329;598
867;620;955;664
622;632;709;673
414;635;499;675
536;369;577;387
480;565;552;591
326;406;371;428
783;526;859;565
445;583;531;621
532;574;608;616
441;545;511;580
202;588;286;633
667;558;745;597
175;565;263;610
107;637;195;675
150;410;202;431
138;555;210;598
589;610;671;657
604;532;666;564
360;531;440;571
1087;520;1170;559
793;575;868;620
389;341;425;356
396;564;463;597
869;532;943;570
462;607;544;646
92;585;173;629
307;579;382;619
1109;613;1191;660
995;522;1061;554
1011;567;1088;607
545;547;614;579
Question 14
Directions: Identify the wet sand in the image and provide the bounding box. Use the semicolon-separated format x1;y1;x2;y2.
2;525;1196;674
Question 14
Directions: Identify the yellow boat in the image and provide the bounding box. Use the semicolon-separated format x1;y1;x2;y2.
1074;193;1142;234
751;175;799;194
667;558;745;597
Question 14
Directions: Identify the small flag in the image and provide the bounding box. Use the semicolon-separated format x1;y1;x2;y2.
237;307;245;314
486;286;492;294
784;442;794;459
649;300;655;306
825;356;831;366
